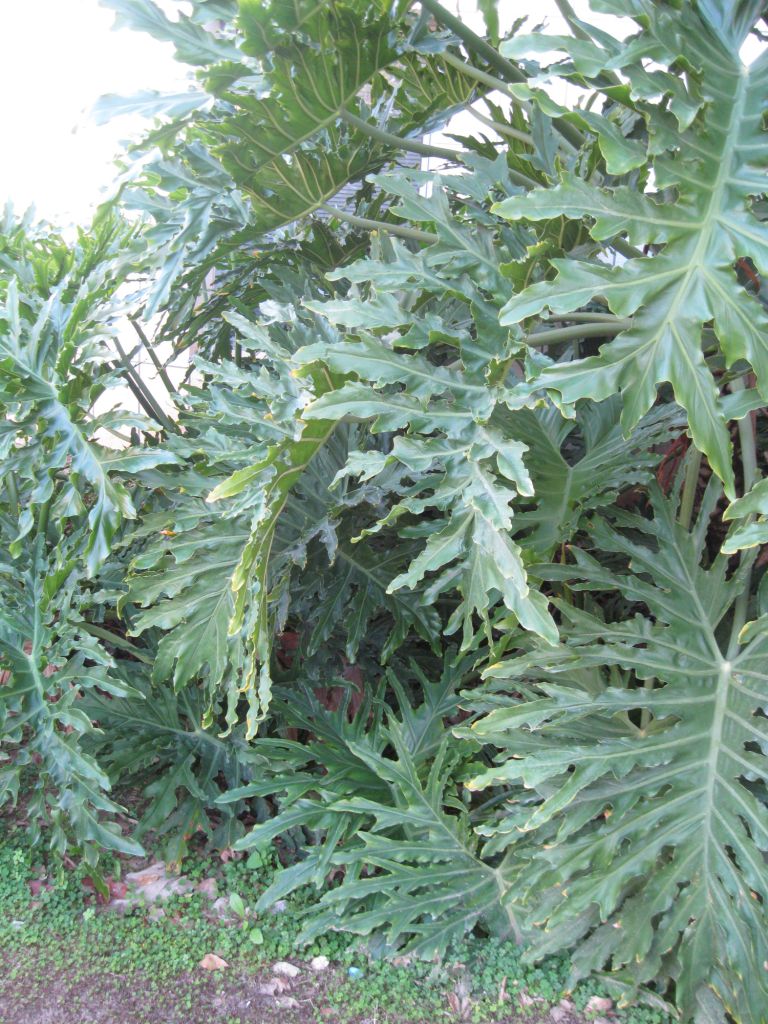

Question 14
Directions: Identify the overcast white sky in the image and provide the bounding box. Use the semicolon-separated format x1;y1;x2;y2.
0;0;189;224
0;1;761;226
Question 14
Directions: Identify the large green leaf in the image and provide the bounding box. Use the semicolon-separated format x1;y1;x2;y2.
84;670;265;860
103;0;240;64
208;409;339;733
722;476;768;553
0;212;181;860
0;543;144;859
0;216;172;574
126;306;439;726
304;731;516;957
103;0;488;305
494;5;768;495
508;397;684;558
228;659;520;953
298;166;563;648
126;511;249;700
210;3;394;222
207;1;487;232
466;487;768;1021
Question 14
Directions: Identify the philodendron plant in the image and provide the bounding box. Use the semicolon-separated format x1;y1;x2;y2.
1;1;766;1019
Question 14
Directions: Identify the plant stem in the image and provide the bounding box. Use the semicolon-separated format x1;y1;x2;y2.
420;0;528;83
441;52;533;114
728;555;758;658
340;109;461;163
129;317;178;396
6;471;19;515
494;320;630;384
732;379;758;494
553;0;622;90
318;203;439;244
727;377;759;657
420;0;585;150
469;106;534;147
524;320;632;346
612;237;644;261
37;496;52;542
640;676;655;732
79;621;154;665
678;448;702;531
421;0;581;150
546;311;622;324
117;370;162;424
103;426;134;445
503;166;540;190
553;0;591;40
112;337;176;431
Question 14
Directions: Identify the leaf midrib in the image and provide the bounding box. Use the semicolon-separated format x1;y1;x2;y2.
610;63;748;398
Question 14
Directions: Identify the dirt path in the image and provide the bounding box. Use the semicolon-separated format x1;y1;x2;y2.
0;954;583;1024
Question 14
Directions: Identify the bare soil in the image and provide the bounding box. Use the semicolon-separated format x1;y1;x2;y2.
0;955;580;1024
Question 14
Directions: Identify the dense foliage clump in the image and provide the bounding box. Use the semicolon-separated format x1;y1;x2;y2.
1;2;767;1021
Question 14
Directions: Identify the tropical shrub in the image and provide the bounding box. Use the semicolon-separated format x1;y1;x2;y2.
1;1;767;1020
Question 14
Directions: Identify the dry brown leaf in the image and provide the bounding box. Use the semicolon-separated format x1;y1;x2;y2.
125;863;165;887
219;847;243;863
122;862;193;905
586;996;613;1014
196;877;218;900
257;977;290;996
272;961;300;978
199;953;229;971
